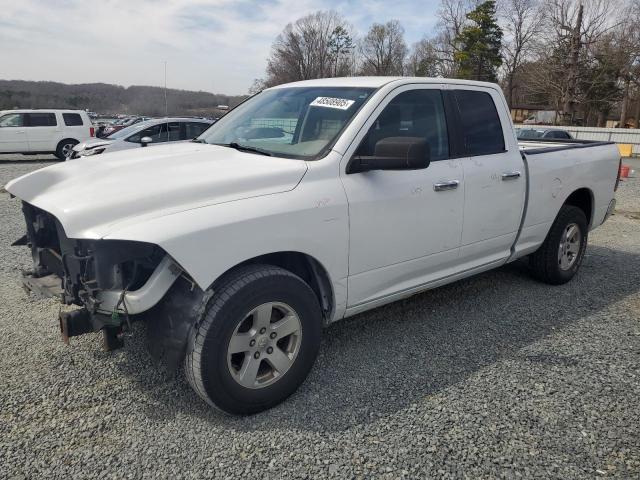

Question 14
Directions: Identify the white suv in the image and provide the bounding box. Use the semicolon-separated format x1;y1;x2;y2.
0;109;95;160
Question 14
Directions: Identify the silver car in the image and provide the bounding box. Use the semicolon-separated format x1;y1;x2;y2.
70;117;213;159
516;128;573;140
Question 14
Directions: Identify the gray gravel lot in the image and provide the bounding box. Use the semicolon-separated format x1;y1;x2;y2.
0;154;59;164
0;159;639;479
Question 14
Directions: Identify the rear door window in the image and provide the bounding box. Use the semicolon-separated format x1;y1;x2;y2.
25;113;57;127
184;122;211;139
454;90;504;156
62;113;84;126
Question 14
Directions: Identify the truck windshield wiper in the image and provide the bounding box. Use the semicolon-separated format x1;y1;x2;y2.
191;138;207;144
226;142;273;156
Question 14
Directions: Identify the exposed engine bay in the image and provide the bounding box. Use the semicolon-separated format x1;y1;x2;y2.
16;201;203;365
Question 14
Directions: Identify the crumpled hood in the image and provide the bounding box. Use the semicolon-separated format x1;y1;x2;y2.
73;138;112;152
6;142;307;239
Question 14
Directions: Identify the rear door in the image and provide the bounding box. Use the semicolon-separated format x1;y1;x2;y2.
0;113;28;152
24;112;59;152
450;87;526;267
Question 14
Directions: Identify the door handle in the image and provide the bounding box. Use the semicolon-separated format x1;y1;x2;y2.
433;180;460;192
501;171;521;180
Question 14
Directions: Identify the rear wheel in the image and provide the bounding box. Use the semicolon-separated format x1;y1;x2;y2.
529;205;588;285
184;264;322;414
55;139;78;160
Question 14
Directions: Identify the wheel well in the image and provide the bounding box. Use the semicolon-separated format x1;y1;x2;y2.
564;188;593;226
56;138;78;149
217;252;334;322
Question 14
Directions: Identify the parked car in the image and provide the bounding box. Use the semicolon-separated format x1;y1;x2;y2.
7;77;620;414
70;117;213;158
0;109;95;159
517;127;573;140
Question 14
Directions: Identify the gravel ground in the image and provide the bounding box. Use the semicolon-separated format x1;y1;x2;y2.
0;160;639;479
0;154;59;164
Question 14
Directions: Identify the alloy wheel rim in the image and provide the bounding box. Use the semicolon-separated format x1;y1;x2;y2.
558;222;582;270
62;143;75;157
226;302;302;389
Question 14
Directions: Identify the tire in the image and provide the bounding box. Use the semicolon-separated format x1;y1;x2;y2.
184;264;322;414
529;205;588;285
55;139;79;160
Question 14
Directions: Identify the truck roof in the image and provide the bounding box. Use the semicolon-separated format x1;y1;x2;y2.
268;76;502;90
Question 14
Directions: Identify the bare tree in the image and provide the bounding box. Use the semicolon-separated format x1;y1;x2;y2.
544;0;617;121
615;1;640;126
498;0;544;106
359;20;408;75
406;38;441;76
259;11;356;88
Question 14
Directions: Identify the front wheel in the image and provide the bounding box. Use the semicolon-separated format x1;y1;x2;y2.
184;264;322;414
529;205;588;285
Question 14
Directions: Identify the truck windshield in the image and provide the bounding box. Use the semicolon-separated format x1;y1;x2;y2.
197;87;375;159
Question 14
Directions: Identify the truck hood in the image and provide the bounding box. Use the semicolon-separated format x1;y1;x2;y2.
6;142;307;239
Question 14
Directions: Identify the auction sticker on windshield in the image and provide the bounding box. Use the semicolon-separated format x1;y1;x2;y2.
310;97;355;110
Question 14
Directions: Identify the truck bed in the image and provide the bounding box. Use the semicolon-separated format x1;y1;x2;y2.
511;138;620;260
518;138;616;153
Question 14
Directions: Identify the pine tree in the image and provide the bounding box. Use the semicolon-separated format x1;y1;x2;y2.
454;1;503;82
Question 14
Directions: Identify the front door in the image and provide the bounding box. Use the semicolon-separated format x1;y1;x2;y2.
0;113;28;152
340;86;465;309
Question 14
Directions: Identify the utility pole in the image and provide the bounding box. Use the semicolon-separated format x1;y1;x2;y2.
164;61;168;119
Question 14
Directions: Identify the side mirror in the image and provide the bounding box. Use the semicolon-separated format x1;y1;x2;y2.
140;136;153;147
347;137;431;174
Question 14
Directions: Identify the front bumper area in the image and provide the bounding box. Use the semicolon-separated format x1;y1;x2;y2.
17;201;182;350
58;308;126;351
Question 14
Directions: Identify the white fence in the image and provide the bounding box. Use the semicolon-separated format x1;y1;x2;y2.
515;124;640;155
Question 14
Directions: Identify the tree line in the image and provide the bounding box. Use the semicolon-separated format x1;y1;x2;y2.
253;0;640;128
0;80;246;117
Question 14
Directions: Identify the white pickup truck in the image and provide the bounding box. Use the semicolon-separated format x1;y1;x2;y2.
7;77;620;414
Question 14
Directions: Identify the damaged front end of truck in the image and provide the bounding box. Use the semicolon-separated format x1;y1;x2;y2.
15;201;207;367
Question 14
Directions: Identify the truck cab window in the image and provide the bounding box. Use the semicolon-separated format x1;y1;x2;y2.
454;90;505;156
355;89;449;161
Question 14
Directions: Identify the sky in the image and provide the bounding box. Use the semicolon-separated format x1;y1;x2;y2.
0;0;441;95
